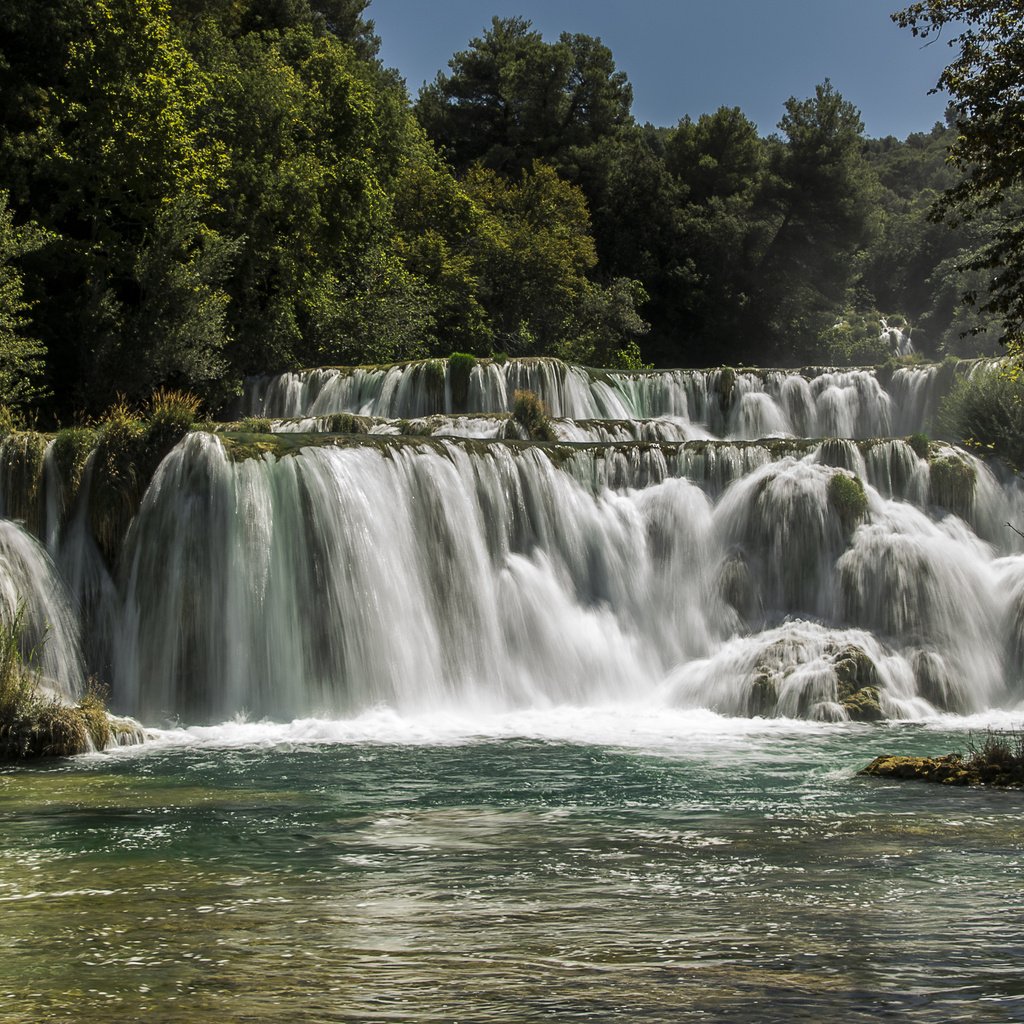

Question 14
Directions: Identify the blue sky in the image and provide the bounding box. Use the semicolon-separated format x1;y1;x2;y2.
370;0;955;139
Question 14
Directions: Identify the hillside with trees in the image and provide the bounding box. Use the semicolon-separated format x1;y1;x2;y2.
0;1;1009;425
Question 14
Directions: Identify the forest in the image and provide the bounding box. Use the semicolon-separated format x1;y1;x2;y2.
0;0;1011;425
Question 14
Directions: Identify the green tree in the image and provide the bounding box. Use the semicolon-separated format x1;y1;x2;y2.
0;193;48;411
894;2;1024;348
747;82;879;363
415;17;633;176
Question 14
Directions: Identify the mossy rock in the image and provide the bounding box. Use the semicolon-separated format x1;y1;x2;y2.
929;453;975;518
448;353;477;412
859;754;1006;787
841;684;883;722
512;389;557;443
747;673;777;717
50;427;98;525
324;413;369;435
0;700;145;761
717;367;737;413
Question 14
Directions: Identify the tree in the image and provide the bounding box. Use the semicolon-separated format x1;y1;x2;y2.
415;17;633;176
894;2;1024;346
0;193;48;412
746;82;879;363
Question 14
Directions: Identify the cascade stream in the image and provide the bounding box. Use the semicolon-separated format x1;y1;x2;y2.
1;356;1021;725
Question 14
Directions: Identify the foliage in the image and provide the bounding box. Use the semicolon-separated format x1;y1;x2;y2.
937;364;1024;468
827;471;868;529
0;192;48;411
415;17;632;176
238;417;272;434
146;387;202;447
820;312;898;366
907;432;930;459
894;2;1024;347
512;388;557;442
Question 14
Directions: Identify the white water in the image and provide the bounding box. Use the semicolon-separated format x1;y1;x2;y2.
238;357;981;440
2;354;1023;726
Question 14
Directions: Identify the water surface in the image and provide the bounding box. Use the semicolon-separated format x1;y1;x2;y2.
2;712;1023;1023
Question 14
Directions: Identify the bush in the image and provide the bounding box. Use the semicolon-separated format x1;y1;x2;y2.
0;606;116;760
512;389;557;442
827;471;868;529
147;388;202;447
325;413;367;434
906;432;929;459
937;364;1024;468
820;312;898;366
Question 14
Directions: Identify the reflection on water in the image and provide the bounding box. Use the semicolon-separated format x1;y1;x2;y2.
2;717;1024;1023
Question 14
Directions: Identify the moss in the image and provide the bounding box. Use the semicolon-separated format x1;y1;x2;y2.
448;352;477;412
87;395;204;565
829;642;883;721
860;741;1024;787
0;430;49;534
87;402;148;564
929;453;976;518
827;471;868;532
841;684;883;722
512;389;557;443
491;351;508;365
906;432;930;459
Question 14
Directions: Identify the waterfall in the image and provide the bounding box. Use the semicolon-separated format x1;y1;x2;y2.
238;357;977;440
1;353;1022;726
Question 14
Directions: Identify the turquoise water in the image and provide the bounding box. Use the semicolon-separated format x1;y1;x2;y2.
2;714;1024;1023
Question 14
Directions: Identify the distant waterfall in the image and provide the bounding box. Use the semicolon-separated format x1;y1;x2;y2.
238;357;979;440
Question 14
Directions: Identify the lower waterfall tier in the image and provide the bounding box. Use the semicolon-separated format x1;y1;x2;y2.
2;431;1020;724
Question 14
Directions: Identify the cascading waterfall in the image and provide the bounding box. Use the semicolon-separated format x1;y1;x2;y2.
237;356;988;439
1;356;1023;726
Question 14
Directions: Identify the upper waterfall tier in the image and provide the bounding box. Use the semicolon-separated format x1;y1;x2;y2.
236;357;985;439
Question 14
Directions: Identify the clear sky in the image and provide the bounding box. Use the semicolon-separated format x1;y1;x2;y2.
369;0;955;140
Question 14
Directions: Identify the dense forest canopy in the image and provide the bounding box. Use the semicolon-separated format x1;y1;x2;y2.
0;0;1011;422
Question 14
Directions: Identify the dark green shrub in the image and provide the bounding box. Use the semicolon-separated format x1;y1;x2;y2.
827;471;868;530
937;365;1024;468
512;389;557;442
906;433;929;459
